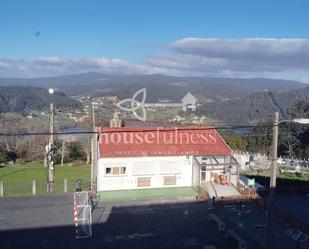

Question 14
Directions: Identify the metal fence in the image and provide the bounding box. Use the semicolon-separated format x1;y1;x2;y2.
0;178;91;196
234;152;309;173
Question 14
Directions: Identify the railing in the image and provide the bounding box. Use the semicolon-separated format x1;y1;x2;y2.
233;151;309;173
196;186;208;202
0;178;91;197
214;194;260;205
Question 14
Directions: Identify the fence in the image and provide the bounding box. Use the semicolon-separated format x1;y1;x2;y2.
233;151;309;173
0;178;91;197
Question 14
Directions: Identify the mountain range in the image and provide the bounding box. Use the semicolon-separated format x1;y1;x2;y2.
0;72;308;124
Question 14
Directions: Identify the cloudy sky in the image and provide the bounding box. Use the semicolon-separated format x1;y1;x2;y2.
1;0;309;82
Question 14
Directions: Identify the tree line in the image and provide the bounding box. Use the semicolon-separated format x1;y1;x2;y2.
223;101;309;158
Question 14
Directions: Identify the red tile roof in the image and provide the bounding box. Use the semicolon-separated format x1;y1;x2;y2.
98;127;232;158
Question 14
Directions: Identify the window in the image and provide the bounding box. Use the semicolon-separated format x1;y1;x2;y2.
120;167;126;174
137;177;151;187
163;176;176;185
112;167;120;175
201;172;206;181
105;166;126;176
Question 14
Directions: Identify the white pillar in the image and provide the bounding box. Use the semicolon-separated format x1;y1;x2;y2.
32;180;36;195
0;181;3;197
64;179;68;193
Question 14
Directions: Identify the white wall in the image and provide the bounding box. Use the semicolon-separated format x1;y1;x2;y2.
97;156;193;191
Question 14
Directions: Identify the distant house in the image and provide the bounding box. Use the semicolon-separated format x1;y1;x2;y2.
181;93;197;111
26;112;37;119
96;127;240;194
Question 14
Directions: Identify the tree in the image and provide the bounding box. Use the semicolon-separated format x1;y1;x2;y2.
0;117;28;162
289;101;309;119
223;135;248;151
81;136;91;164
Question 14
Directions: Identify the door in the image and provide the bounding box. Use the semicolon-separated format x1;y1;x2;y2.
200;166;207;183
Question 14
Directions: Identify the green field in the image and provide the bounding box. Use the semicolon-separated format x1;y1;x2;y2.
279;171;309;181
0;161;90;196
99;187;197;202
2;112;76;130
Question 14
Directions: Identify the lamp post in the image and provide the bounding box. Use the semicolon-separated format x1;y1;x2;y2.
266;112;309;249
47;88;55;192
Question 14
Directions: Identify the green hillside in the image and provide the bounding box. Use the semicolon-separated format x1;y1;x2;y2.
0;86;81;113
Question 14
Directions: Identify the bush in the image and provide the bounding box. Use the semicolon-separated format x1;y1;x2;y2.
72;160;87;166
15;158;25;164
0;151;8;163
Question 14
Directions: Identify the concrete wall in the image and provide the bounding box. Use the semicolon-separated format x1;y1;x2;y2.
98;155;193;191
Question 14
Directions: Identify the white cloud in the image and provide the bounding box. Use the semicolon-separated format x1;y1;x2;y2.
168;38;309;72
0;38;309;82
0;56;167;78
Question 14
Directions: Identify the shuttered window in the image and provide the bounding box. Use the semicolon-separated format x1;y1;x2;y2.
137;177;151;187
163;176;176;185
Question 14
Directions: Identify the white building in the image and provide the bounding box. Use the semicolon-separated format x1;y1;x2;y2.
97;127;240;192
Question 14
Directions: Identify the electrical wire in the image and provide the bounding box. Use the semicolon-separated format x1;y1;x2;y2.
0;124;277;136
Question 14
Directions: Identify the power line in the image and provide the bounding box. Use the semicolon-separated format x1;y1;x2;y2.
0;124;275;137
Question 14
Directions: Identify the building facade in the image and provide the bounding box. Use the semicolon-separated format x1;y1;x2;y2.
97;127;239;192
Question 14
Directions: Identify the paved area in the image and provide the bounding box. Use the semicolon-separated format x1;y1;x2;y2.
215;202;309;249
204;182;240;198
212;183;240;197
0;194;308;249
274;195;309;225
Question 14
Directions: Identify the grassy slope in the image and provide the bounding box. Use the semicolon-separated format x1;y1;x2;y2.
0;161;90;195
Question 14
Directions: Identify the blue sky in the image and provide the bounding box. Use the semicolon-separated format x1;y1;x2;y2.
0;0;309;81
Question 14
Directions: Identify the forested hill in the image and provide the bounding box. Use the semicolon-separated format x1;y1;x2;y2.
196;87;309;124
0;86;81;113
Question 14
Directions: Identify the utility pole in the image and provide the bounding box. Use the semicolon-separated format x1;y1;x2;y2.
61;140;65;167
266;111;279;249
91;103;97;191
47;88;55;193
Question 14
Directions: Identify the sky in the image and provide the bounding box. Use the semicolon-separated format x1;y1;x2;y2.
0;0;309;82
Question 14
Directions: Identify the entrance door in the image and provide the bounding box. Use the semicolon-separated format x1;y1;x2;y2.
200;166;207;183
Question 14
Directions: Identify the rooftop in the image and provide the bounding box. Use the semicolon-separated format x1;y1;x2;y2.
98;126;232;158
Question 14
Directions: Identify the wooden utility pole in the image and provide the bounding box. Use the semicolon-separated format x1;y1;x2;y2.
47;102;55;192
266;111;279;249
91;103;96;191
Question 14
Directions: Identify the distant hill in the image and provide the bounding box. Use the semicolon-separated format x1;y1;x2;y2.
196;87;309;124
0;73;306;102
0;86;81;113
0;73;308;124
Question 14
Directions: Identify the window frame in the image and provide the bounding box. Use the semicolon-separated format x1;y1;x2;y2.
104;166;127;176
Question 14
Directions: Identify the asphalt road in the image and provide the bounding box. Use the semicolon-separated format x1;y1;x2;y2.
0;195;240;249
0;195;308;249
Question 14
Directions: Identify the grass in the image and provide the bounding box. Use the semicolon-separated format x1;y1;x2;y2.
278;172;309;181
0;161;90;196
2;112;76;130
99;187;197;202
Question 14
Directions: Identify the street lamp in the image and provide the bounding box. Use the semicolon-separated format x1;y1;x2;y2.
47;88;55;192
266;112;309;249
